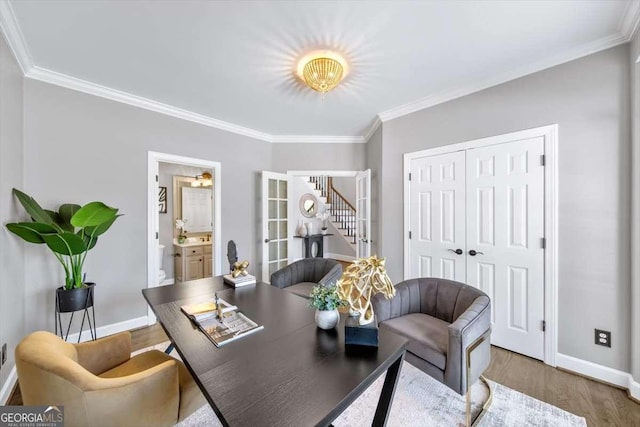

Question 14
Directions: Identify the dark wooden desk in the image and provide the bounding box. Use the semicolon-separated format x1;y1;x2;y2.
142;277;407;427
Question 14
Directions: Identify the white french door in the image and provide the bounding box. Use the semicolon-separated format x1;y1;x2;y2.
408;137;545;360
261;172;290;283
356;169;372;258
408;152;466;281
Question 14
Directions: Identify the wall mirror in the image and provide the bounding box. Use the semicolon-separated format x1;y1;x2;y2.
173;175;213;236
300;193;318;218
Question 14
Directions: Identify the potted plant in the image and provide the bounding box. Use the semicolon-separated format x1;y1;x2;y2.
308;284;346;330
176;218;187;243
5;189;121;312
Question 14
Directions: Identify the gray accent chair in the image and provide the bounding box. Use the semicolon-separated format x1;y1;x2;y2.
270;258;343;298
372;278;491;398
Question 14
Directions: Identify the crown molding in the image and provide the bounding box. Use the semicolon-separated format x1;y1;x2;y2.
0;0;32;73
622;0;640;40
272;135;365;144
379;30;633;122
26;66;275;142
363;116;382;143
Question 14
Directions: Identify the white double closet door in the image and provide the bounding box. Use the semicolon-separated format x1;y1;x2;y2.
409;137;545;360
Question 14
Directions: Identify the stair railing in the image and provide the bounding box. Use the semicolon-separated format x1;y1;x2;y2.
328;184;357;245
309;175;357;244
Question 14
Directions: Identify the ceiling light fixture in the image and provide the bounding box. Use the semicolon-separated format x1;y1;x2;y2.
296;51;348;95
191;172;212;187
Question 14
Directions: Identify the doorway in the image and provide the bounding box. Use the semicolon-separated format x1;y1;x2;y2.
147;152;222;324
403;125;558;365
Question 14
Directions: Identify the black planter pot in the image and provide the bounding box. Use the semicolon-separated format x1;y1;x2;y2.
56;282;95;313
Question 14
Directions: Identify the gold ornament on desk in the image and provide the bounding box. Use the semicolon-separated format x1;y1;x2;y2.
231;260;249;278
337;255;396;326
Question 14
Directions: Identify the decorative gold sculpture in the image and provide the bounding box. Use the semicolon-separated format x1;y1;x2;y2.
337;256;396;325
231;260;249;278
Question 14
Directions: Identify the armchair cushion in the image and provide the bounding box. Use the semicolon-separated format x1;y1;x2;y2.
379;313;449;370
283;282;315;298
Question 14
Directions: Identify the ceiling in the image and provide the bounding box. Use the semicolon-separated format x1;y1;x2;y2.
2;0;639;142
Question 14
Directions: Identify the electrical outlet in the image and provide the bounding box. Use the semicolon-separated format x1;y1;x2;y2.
595;329;611;348
1;343;6;366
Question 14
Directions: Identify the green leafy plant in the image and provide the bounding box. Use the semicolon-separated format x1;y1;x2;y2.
5;189;121;290
308;284;347;311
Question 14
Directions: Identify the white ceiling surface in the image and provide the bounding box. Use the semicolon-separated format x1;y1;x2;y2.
5;0;639;140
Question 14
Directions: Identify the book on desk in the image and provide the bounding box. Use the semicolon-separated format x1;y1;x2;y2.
223;274;256;287
181;298;263;347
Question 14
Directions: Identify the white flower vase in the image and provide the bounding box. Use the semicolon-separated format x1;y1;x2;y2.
305;222;313;236
297;221;307;237
315;309;340;330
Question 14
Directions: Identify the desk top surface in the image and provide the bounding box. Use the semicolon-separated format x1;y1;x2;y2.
142;277;407;427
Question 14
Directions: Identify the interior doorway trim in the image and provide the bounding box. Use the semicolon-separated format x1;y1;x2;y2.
402;124;558;366
147;151;222;324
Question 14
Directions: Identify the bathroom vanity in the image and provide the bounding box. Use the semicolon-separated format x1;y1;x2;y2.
174;240;213;282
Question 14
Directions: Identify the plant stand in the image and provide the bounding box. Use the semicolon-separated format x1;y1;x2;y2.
55;284;97;342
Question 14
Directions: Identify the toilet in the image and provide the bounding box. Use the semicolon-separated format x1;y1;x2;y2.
158;244;166;284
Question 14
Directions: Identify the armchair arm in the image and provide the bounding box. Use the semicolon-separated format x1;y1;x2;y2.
84;360;180;427
445;296;491;394
318;263;342;286
74;332;131;375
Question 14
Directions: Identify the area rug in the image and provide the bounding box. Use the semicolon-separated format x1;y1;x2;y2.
136;343;586;427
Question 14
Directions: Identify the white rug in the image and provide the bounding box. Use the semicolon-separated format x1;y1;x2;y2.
136;343;586;427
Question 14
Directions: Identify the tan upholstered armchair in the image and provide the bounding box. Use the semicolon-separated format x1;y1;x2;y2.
16;331;204;427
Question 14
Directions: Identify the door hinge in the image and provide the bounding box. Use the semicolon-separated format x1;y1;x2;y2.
408;173;412;181
542;320;546;332
541;155;545;166
541;237;546;249
409;231;412;239
156;174;159;182
155;232;159;239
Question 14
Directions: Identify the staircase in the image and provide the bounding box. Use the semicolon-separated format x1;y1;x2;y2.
306;176;357;248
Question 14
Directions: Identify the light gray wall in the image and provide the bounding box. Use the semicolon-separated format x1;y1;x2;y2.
630;32;640;381
366;125;383;257
0;35;25;395
271;143;366;172
380;45;631;371
22;80;272;334
158;162;211;281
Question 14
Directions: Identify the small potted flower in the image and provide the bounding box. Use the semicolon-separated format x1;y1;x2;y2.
308;284;347;329
175;218;187;243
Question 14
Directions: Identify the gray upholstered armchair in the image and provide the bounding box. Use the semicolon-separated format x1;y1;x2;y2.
270;258;342;298
372;278;491;422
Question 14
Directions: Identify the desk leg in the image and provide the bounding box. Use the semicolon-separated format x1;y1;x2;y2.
372;351;405;427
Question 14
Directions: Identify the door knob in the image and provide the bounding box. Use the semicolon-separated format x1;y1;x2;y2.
469;250;484;256
264;238;270;243
448;249;463;255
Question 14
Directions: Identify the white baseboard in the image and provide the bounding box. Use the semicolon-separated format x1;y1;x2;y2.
326;253;356;262
557;353;640;399
629;379;640;401
66;316;149;343
161;278;175;285
0;366;17;405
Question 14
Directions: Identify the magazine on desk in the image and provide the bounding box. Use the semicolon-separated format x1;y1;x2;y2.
181;299;263;347
198;310;264;347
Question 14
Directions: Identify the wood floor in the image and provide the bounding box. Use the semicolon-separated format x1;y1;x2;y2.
9;324;640;426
